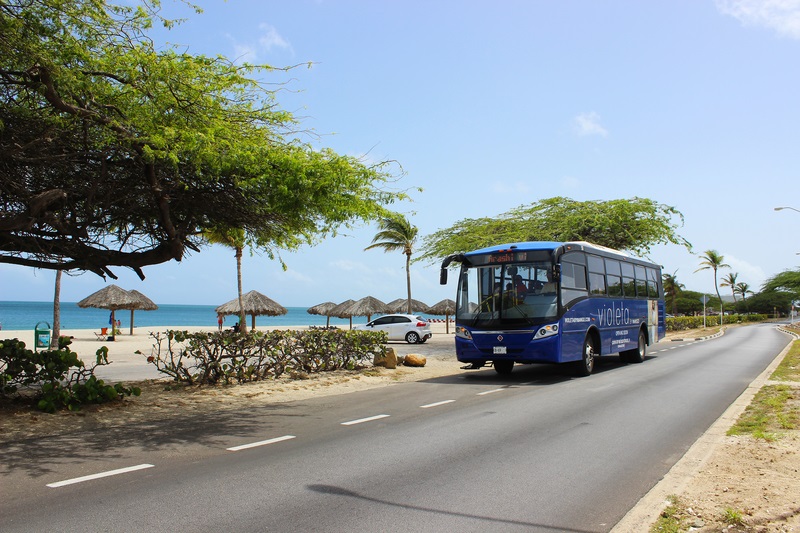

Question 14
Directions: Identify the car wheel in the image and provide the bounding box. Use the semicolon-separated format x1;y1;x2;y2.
405;331;420;344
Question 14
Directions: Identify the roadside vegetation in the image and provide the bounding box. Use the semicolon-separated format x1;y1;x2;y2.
651;337;800;532
726;338;800;440
143;329;387;386
0;337;140;413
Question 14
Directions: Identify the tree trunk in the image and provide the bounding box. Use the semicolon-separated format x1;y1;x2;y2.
236;246;247;333
52;269;62;347
714;269;723;325
405;251;412;314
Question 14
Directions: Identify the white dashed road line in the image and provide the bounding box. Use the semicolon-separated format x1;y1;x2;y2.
227;435;297;452
477;388;505;396
420;400;456;409
47;464;154;488
341;414;390;426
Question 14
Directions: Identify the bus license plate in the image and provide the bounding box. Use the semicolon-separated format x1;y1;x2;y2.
493;346;507;355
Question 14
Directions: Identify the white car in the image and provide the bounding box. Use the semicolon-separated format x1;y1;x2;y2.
354;314;433;344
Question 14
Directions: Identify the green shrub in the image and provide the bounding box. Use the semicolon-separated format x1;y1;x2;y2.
143;328;388;385
665;313;767;331
0;336;140;413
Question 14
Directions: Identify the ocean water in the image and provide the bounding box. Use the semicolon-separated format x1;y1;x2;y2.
0;301;378;331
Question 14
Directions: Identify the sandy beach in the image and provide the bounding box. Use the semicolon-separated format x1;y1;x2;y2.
0;322;461;383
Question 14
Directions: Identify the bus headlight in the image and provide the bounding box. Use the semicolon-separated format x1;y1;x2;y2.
537;324;559;339
455;326;473;340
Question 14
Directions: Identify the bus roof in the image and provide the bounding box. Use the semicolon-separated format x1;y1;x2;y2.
464;241;657;265
464;241;564;256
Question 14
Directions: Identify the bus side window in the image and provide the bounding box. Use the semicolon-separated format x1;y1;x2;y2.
606;259;623;297
646;267;660;298
587;254;606;296
560;257;588;306
621;262;636;298
634;265;647;298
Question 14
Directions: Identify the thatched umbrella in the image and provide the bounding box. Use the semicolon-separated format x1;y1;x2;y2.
215;290;287;331
428;298;457;334
127;290;158;335
307;301;337;328
386;298;431;314
329;299;356;329
344;296;392;323
77;284;138;340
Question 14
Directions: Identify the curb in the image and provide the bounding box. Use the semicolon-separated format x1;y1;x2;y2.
668;327;727;343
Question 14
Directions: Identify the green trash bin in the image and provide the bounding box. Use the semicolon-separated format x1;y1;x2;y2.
35;321;51;352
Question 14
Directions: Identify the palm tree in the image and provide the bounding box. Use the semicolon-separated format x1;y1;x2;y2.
735;282;753;312
365;215;418;314
720;272;739;304
204;227;248;333
662;270;684;316
695;250;730;322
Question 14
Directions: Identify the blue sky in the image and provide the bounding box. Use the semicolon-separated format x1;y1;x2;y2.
3;0;800;307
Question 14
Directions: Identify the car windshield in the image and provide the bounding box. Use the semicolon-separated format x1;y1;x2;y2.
455;261;558;328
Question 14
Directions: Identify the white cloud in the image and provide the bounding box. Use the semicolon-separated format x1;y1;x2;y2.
574;112;609;137
227;23;292;64
283;268;314;284
723;253;768;288
232;44;258;64
716;0;800;39
258;23;291;51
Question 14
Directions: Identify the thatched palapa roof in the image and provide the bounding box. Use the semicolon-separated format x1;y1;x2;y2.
307;301;337;328
215;290;287;331
77;285;158;337
386;298;430;314
427;298;456;316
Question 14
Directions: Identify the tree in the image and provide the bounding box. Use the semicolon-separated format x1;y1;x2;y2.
695;250;730;322
720;272;739;304
745;290;793;316
662;270;684;315
204;227;248;334
364;215;418;313
762;269;800;297
0;1;405;280
417;197;690;263
735;282;753;312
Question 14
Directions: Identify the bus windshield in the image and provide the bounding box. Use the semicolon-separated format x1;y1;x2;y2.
456;260;558;329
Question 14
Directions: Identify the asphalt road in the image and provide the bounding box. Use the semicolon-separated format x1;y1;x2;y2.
1;323;791;532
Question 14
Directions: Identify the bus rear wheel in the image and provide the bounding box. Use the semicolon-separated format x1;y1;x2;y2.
573;335;596;377
494;360;514;374
620;329;646;364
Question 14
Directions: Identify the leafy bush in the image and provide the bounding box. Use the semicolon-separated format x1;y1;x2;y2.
143;328;388;385
665;314;768;331
0;336;140;412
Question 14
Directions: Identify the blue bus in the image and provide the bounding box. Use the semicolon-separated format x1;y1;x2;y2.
439;241;665;376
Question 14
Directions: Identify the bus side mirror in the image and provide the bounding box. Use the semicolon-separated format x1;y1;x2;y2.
440;268;448;285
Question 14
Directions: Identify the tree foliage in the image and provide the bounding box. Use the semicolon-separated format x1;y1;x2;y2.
0;0;404;279
662;270;684;315
695;250;730;318
762;269;800;297
364;214;418;313
417;197;690;264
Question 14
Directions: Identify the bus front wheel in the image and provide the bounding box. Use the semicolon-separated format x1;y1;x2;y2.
494;360;514;374
573;335;596;377
621;328;646;364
